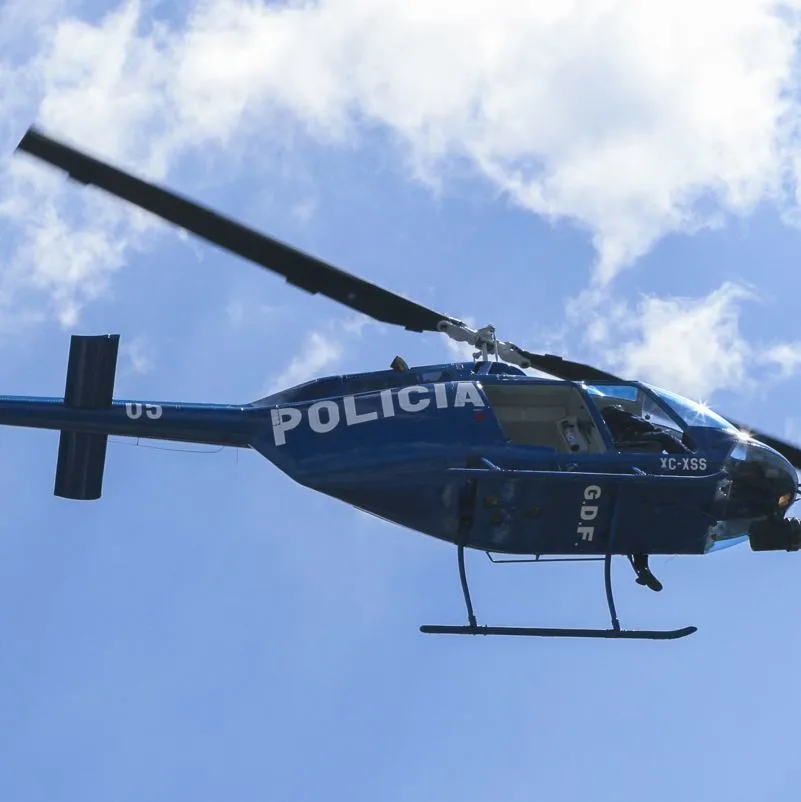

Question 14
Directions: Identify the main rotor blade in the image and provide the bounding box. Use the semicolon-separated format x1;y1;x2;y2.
15;126;634;385
726;419;801;470
16;127;460;333
509;344;624;383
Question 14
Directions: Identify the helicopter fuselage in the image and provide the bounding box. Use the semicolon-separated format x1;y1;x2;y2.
1;336;794;558
13;126;801;638
253;359;794;556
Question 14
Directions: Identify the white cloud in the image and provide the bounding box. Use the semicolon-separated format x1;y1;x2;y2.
0;156;157;326
120;335;155;375
265;313;380;393
4;0;799;310
762;341;801;377
163;0;801;285
4;0;801;343
579;282;801;399
33;2;173;170
445;337;476;362
268;330;343;393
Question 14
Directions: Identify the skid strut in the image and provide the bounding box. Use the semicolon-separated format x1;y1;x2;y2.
420;546;697;641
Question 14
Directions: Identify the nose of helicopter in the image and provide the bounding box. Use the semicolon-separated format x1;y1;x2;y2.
764;449;797;512
726;438;798;513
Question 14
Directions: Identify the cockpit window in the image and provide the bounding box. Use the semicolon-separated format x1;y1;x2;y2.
582;382;694;457
583;384;681;433
642;384;738;431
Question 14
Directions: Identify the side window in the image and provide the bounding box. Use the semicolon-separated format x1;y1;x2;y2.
483;383;607;453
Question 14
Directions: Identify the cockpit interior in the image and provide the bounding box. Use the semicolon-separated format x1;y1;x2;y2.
482;381;737;455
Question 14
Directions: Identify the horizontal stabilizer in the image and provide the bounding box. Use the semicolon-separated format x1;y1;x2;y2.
54;335;119;500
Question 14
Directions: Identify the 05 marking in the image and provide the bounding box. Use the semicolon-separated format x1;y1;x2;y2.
124;403;163;420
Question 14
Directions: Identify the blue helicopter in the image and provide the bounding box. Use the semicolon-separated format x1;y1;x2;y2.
9;127;801;641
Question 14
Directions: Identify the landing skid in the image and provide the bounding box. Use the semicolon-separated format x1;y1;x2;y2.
420;625;697;639
420;546;697;641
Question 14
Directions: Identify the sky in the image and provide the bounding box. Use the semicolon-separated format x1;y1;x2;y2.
2;1;801;800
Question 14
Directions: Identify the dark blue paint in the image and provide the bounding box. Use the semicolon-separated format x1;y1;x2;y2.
0;358;794;557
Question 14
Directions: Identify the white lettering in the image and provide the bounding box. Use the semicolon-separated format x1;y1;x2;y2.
379;389;395;418
270;380;493;447
577;485;602;543
660;456;708;471
308;400;340;434
398;386;430;413
125;402;163;421
271;408;302;446
454;382;485;408
344;395;378;426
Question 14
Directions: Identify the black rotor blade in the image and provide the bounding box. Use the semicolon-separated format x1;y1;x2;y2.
16;127;460;333
510;345;625;383
15;126;634;385
725;419;801;470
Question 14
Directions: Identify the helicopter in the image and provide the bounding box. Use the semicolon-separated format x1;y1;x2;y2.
7;126;801;642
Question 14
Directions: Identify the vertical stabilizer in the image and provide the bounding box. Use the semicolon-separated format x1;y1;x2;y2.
54;334;120;500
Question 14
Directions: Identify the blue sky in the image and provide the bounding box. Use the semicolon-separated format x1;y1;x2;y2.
3;2;801;801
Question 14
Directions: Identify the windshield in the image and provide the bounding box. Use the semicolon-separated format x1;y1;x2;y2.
583;384;683;434
642;384;738;431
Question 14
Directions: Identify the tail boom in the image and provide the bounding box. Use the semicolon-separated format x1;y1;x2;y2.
0;397;256;447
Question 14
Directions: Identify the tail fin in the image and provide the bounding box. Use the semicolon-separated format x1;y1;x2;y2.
54;335;119;500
